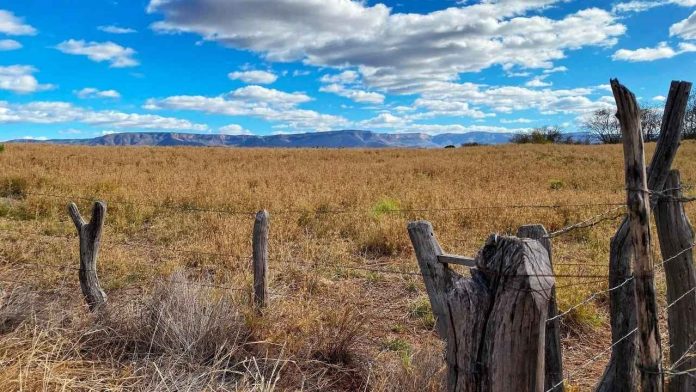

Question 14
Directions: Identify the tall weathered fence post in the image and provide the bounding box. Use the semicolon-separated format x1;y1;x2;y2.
655;170;696;392
599;80;691;392
68;201;107;312
408;221;554;391
613;79;663;392
252;210;269;309
518;225;564;392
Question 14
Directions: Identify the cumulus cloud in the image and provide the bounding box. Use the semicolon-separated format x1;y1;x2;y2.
98;25;137;34
219;124;252;135
0;10;36;35
228;70;278;84
670;11;696;40
653;95;667;102
320;83;385;104
525;76;552;88
318;70;384;104
145;85;347;131
75;87;121;99
0;100;208;131
612;41;696;61
0;65;54;93
147;0;625;94
0;39;21;50
55;39;139;67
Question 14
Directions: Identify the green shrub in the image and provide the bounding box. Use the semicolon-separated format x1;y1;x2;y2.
372;197;401;218
0;144;5;153
549;180;565;190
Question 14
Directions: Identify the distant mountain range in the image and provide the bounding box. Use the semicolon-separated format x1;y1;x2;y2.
8;130;594;148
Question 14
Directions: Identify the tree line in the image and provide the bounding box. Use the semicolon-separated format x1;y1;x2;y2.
510;94;696;144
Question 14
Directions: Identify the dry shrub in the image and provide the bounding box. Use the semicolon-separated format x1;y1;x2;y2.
0;286;37;334
141;272;250;362
373;341;446;392
308;307;366;366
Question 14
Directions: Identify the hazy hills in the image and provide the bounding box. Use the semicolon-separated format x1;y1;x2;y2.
9;130;591;148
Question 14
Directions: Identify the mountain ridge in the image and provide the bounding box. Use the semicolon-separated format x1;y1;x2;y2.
7;130;591;148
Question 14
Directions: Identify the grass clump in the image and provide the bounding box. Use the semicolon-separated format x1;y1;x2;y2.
408;296;435;330
372;197;401;218
0;177;29;199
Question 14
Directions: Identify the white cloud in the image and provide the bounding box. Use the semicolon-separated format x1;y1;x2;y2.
320;83;385;104
55;39;139;68
320;71;359;85
0;65;54;94
228;70;278;84
0;10;36;35
145;86;347;131
148;0;625;94
670;11;696;40
613;0;696;13
525;76;552;88
501;118;534;124
653;95;667;102
359;112;408;129
0;39;21;51
612;41;696;61
219;124;252;135
98;25;137;34
0;100;208;131
543;66;568;74
75;87;121;99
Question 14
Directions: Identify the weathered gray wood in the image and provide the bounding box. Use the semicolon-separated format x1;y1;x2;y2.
613;78;664;392
409;223;554;391
437;254;476;267
647;81;692;208
518;224;564;392
68;201;107;312
655;171;696;392
407;221;453;339
599;80;690;392
252;210;269;309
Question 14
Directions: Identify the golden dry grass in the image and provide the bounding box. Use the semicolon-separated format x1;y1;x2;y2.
1;142;695;391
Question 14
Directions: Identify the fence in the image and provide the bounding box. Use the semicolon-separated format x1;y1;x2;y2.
0;80;695;391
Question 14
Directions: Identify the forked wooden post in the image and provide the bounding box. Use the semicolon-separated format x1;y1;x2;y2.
408;221;554;391
518;224;564;392
612;78;663;392
655;171;696;392
252;210;269;309
599;80;691;392
68;201;107;312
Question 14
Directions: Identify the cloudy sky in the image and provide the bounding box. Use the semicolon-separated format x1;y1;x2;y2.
1;0;695;140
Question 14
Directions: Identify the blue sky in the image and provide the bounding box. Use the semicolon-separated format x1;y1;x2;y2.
1;0;695;141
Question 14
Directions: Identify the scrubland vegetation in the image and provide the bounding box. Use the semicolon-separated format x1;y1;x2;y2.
1;142;695;390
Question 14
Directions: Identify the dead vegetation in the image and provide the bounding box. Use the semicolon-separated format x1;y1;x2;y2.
0;142;695;390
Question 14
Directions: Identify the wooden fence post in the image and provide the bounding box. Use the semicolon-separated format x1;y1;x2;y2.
408;221;554;391
655;170;696;392
68;201;107;312
518;224;564;392
252;210;269;309
599;80;690;392
613;78;664;392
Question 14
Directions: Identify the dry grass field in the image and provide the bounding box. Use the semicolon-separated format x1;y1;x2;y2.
1;142;695;391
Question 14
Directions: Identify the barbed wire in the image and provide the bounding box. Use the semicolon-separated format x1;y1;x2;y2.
544;206;626;239
19;190;627;216
545;327;638;392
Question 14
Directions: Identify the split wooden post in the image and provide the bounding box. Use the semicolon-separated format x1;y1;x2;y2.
518;224;564;392
68;201;107;312
613;78;664;392
599;80;691;392
252;210;269;309
655;171;696;392
408;221;554;391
